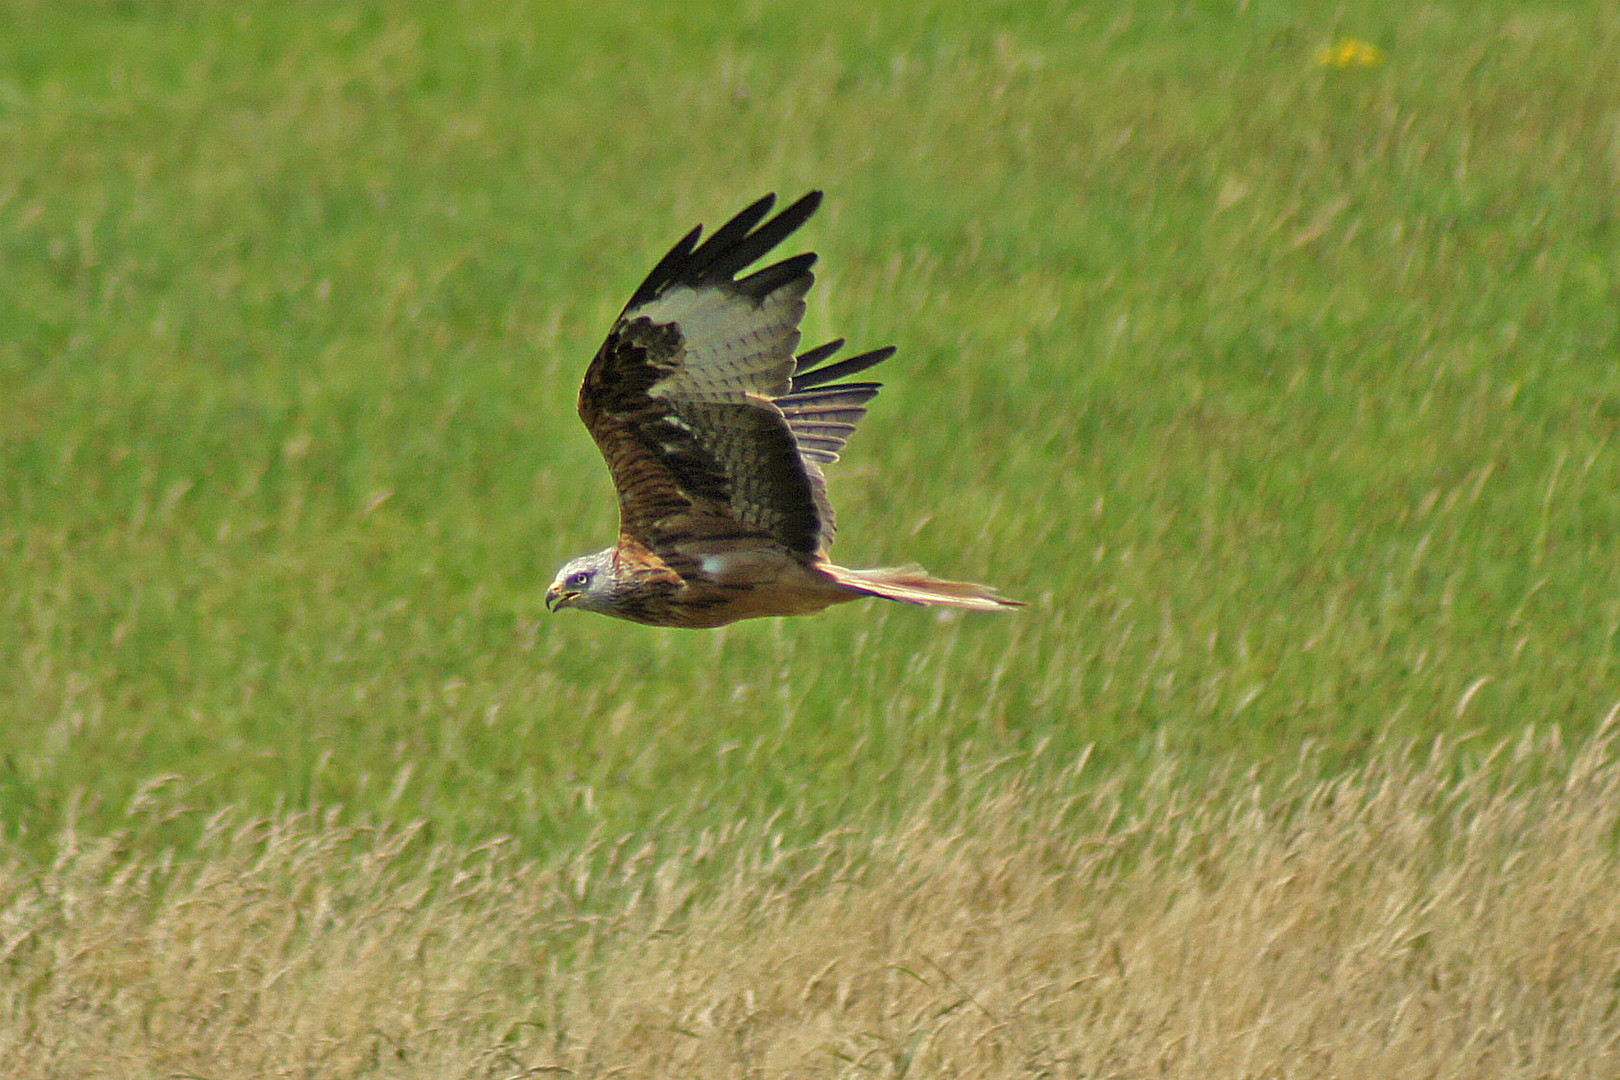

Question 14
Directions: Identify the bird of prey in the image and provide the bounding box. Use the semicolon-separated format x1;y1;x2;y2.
545;191;1021;628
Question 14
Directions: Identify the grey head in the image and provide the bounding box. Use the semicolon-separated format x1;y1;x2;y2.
545;548;621;616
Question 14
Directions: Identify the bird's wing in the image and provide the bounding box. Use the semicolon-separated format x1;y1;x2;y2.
579;191;833;560
779;339;893;551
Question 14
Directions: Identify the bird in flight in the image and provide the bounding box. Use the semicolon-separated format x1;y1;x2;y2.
546;191;1021;628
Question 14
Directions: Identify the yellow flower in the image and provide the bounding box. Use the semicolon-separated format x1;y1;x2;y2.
1316;38;1386;68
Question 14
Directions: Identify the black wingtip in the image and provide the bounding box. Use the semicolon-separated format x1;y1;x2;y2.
623;191;826;312
782;189;824;224
793;339;846;371
624;222;703;311
696;192;779;262
689;190;822;285
791;343;897;391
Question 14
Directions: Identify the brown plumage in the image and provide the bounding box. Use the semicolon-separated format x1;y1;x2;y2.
545;191;1021;628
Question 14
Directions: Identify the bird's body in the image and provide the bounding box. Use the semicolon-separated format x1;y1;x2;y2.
546;191;1020;628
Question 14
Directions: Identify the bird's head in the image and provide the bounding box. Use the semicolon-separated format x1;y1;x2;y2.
545;549;618;615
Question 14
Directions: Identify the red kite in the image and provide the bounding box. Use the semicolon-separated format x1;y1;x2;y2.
546;192;1020;628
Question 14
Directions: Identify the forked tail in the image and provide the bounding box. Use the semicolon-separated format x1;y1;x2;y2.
826;564;1023;612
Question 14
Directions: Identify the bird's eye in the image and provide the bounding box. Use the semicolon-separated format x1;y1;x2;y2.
567;571;592;589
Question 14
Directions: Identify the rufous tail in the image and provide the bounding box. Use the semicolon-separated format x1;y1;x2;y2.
826;564;1023;612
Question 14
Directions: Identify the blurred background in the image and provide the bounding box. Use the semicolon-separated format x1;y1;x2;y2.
2;0;1618;860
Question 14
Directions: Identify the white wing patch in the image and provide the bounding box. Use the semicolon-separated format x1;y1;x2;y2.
633;281;809;404
694;550;803;584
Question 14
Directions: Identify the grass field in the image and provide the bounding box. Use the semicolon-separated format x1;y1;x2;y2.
2;1;1619;1075
6;725;1619;1077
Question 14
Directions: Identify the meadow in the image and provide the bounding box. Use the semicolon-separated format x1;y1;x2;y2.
1;1;1618;1075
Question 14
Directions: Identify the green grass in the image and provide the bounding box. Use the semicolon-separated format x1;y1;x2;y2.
3;0;1620;863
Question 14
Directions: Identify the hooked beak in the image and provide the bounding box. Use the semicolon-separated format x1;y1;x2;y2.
545;584;576;612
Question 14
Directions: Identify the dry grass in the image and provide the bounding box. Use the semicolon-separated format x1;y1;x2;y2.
4;724;1619;1079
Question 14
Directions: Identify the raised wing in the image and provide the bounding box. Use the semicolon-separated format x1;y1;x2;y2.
579;192;833;558
780;338;893;549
